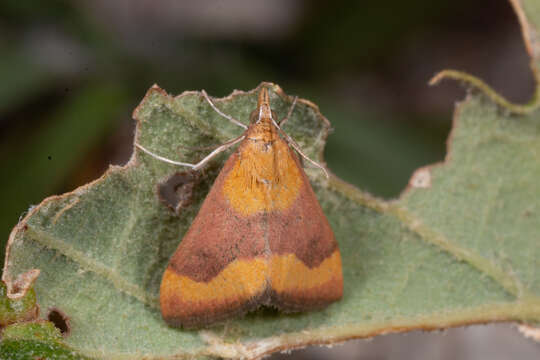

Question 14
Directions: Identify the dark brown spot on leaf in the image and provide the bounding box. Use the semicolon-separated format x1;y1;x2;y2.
157;171;200;215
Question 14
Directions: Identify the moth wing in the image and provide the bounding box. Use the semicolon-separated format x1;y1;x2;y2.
160;153;269;328
268;153;343;311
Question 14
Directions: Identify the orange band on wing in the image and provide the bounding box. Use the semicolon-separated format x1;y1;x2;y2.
161;258;267;303
270;250;343;293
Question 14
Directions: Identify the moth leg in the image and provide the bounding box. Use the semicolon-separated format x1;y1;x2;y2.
201;90;248;130
270;116;329;178
278;96;298;127
135;135;245;171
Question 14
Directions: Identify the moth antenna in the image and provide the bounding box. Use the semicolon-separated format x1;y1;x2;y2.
201;90;248;130
271;117;330;179
135;135;245;171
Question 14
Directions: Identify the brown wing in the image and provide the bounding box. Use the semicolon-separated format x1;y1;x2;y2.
267;149;343;311
160;151;269;328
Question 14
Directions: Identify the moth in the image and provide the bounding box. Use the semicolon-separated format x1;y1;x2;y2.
137;87;342;328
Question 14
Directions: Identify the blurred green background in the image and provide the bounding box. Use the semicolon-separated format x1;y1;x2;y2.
1;1;537;359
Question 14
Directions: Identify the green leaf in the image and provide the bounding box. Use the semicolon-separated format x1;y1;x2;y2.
0;340;88;360
3;81;539;358
2;321;63;343
0;279;38;327
1;322;90;360
3;1;540;359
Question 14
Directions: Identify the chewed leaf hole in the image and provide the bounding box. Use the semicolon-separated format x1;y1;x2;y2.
48;308;70;336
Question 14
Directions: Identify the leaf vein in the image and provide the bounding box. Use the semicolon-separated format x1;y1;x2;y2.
25;226;160;309
328;177;530;299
